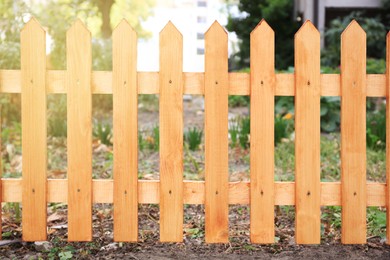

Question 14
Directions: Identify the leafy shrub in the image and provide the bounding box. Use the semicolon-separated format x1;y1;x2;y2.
185;127;203;151
367;104;386;150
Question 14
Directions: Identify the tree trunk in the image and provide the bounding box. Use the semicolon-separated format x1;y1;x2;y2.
97;0;114;38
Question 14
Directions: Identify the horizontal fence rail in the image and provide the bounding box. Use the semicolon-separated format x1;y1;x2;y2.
0;17;389;245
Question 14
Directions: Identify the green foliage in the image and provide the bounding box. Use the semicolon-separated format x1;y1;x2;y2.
321;206;342;229
366;104;386;150
274;115;293;144
226;0;301;70
145;125;159;151
228;96;249;107
184;127;203;151
239;116;250;149
322;12;387;67
229;118;240;148
320;97;340;132
367;207;386;238
93;121;112;145
367;58;386;74
138;130;146;152
48;95;67;137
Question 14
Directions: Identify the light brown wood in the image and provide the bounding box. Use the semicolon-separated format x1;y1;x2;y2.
0;70;386;97
294;21;321;244
340;20;367;244
386;32;390;245
66;20;92;241
112;20;138;242
0;179;386;206
159;22;184;242
250;20;275;244
20;18;47;241
204;21;229;243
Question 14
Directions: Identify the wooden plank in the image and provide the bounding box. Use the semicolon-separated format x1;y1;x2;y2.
159;21;184;242
0;105;1;237
340;20;367;244
386;31;390;245
294;21;321;244
249;20;275;244
0;179;386;206
112;20;138;242
0;70;387;97
20;18;47;241
66;19;92;241
204;21;229;243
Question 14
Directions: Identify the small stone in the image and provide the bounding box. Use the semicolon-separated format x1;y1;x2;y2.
34;241;52;252
100;242;118;251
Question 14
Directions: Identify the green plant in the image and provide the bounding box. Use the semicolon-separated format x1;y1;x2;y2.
229;118;240;148
228;96;249;107
274;114;292;144
138;130;146;152
367;207;386;238
320;97;340;132
146;125;159;151
321;206;342;230
185;127;203;151
239;116;250;149
366;104;386;150
93;121;112;146
48;95;67;137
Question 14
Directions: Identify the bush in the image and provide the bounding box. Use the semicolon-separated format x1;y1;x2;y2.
366;104;386;150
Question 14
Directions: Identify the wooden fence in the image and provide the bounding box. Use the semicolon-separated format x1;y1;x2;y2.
0;17;389;245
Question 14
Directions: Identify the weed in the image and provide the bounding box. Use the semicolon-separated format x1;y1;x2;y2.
93;121;112;146
367;207;386;238
185;127;203;151
229;118;240;148
138;130;146;152
239;116;250;149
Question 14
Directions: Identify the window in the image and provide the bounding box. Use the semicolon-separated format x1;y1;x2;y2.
197;48;204;55
197;1;207;7
197;16;207;23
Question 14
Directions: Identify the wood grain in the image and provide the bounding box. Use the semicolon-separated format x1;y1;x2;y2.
20;18;47;241
294;21;321;244
112;20;138;242
66;20;92;241
340;20;367;244
159;22;184;242
250;20;275;244
204;21;229;243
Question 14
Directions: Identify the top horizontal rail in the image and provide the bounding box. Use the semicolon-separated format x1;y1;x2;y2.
0;70;386;97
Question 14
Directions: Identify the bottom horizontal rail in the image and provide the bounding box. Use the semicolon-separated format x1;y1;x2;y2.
1;179;385;206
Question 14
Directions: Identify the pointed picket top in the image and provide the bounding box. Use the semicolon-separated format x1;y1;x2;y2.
160;21;182;37
295;20;319;38
21;17;45;34
387;32;390;75
113;19;137;39
250;19;274;37
67;19;91;38
341;20;366;40
205;20;227;37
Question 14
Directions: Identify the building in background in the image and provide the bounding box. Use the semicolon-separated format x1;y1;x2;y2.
138;0;236;71
295;0;382;45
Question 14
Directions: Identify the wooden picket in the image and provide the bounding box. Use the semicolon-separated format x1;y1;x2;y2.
340;21;367;244
66;20;92;241
294;21;321;244
0;17;389;245
21;18;47;241
204;21;229;243
112;20;138;242
386;31;390;245
159;22;184;242
250;20;275;244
